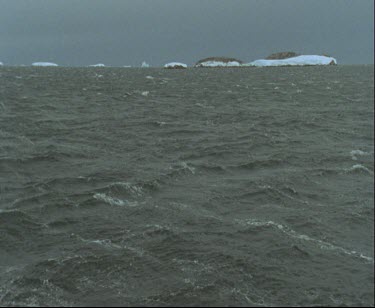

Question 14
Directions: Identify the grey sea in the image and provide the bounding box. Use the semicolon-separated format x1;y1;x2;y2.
0;65;373;307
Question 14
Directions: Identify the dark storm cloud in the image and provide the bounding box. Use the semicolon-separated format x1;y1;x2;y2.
0;0;373;66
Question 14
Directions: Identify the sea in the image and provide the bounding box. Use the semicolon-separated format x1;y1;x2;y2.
0;65;373;307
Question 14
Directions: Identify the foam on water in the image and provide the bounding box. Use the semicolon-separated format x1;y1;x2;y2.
346;164;373;175
236;218;373;263
93;193;138;207
350;149;370;160
109;182;144;196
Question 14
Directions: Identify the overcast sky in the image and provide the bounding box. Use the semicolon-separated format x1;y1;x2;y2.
0;0;373;66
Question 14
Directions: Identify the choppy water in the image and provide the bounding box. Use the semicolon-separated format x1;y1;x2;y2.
0;65;374;306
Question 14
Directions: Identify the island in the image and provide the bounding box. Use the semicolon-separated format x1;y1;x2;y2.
89;63;106;67
164;62;187;69
32;62;59;67
195;57;243;67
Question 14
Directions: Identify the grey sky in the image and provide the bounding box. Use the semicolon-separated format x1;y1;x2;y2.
0;0;373;66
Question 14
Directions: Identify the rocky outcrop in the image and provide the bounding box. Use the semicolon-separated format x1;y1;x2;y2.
195;57;243;67
266;52;299;60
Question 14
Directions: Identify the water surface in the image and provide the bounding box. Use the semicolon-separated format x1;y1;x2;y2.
0;65;373;306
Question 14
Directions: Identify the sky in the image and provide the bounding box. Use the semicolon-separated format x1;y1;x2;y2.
0;0;373;66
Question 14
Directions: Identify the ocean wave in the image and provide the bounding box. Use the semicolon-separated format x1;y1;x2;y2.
108;181;144;196
235;218;373;263
237;184;309;206
93;193;138;207
0;150;87;165
228;159;284;171
345;164;373;175
144;161;196;188
0;209;43;229
350;149;370;161
1;66;373;306
10;191;53;209
189;163;227;174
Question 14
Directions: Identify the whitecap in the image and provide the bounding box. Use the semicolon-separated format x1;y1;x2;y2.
109;182;143;196
236;218;373;263
75;236;123;250
178;161;195;174
89;239;122;249
93;193;137;207
346;164;373;175
350;150;369;160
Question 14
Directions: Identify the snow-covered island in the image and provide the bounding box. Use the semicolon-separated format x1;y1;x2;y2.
164;62;187;69
245;55;337;67
195;57;243;67
89;63;106;67
32;62;58;67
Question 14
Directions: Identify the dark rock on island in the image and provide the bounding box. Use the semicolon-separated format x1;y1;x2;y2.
266;52;299;60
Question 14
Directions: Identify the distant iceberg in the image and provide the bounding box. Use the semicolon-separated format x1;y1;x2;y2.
164;62;187;69
141;61;150;68
245;55;337;67
89;63;106;67
0;62;3;66
123;65;132;68
32;62;58;67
